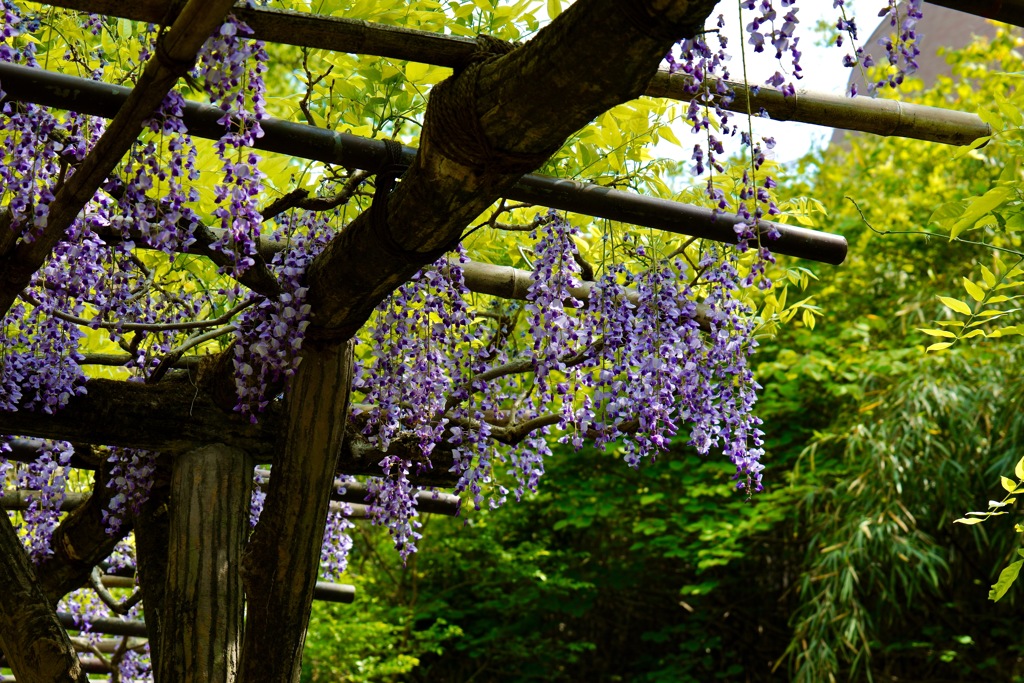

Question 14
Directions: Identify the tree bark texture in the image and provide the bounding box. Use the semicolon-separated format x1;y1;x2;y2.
238;340;354;683
0;512;86;682
156;444;252;683
133;477;171;671
0;376;279;456
305;0;720;338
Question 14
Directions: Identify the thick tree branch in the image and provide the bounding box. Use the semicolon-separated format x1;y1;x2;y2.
305;0;721;338
239;340;354;682
158;444;251;682
0;511;87;682
0;375;278;457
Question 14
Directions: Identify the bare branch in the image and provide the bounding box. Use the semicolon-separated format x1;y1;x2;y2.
18;291;254;333
88;568;143;617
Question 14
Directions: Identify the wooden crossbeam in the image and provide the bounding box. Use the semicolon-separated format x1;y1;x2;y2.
39;0;991;146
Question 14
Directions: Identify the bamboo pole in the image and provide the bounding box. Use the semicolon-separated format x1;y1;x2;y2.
0;491;90;512
0;62;847;264
646;74;989;146
254;469;461;516
39;0;991;146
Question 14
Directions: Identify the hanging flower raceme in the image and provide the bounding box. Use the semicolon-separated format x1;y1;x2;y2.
103;448;158;534
233;210;333;419
197;14;269;276
357;247;481;552
12;440;74;561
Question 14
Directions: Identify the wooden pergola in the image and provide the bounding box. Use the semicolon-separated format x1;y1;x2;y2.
0;0;1011;680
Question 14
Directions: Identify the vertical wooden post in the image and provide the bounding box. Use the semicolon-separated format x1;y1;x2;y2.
156;444;252;683
239;340;354;682
134;477;170;672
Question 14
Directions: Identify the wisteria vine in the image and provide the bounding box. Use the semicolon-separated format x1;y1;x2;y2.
0;1;925;674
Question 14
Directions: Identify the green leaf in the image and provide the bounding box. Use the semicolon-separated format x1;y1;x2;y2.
1014;455;1024;480
950;186;1013;239
977;107;1003;130
938;296;972;315
954;517;986;525
639;492;665;506
405;62;429;82
953;135;992;159
989;559;1024;602
981;265;997;288
995;93;1023;126
918;328;956;338
1001;476;1017;492
546;0;562;18
926;342;954;352
1006;211;1024;232
963;278;986;302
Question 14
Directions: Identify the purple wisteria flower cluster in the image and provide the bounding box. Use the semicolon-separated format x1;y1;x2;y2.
103;448;158;534
198;14;269;277
834;0;923;96
741;0;803;96
0;5;277;588
233;210;334;419
11;440;74;561
356;247;478;557
356;212;767;559
0;0;913;645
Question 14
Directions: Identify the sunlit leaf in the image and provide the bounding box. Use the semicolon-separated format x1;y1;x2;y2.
938;296;972;316
989;559;1024;602
918;328;956;338
962;278;986;302
953;517;986;525
981;265;998;288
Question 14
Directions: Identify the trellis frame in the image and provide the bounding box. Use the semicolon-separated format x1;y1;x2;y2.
0;1;1007;679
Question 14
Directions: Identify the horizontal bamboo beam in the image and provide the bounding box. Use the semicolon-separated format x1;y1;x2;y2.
0;491;89;512
3;452;458;516
96;573;356;604
56;611;147;638
645;74;988;146
254;468;461;516
39;0;989;146
0;62;847;264
69;636;147;654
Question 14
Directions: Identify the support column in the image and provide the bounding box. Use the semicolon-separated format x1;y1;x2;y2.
239;340;354;682
156;444;252;682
